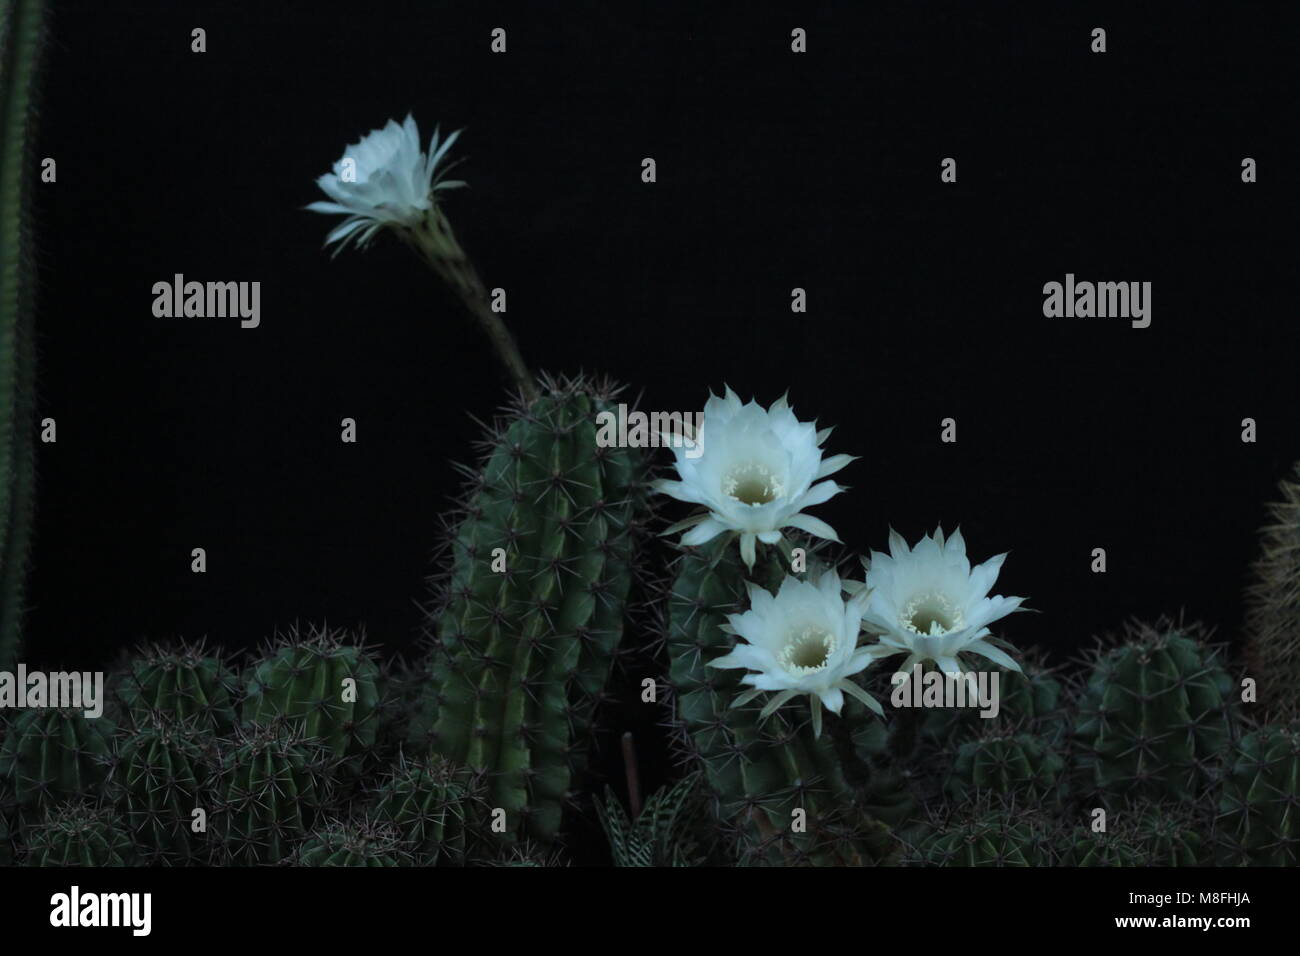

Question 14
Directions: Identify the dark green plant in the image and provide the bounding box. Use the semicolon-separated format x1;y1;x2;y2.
1243;463;1300;721
1215;721;1300;866
0;708;114;820
913;800;1054;866
1072;619;1233;801
114;640;239;732
24;801;134;867
596;772;710;867
0;0;48;669
944;731;1064;802
409;375;649;846
366;754;487;865
242;625;384;774
110;716;214;864
293;817;407;867
212;719;335;865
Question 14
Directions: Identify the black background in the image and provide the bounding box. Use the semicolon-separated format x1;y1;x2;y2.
22;0;1300;803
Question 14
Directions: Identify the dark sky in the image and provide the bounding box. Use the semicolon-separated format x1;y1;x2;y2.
25;0;1300;677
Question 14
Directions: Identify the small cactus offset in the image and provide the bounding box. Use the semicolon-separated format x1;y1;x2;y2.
411;375;649;846
366;754;488;866
0;0;47;671
114;640;239;732
665;538;895;866
1071;619;1234;801
292;817;409;867
1215;721;1300;866
1243;462;1300;720
212;719;336;865
24;801;135;867
241;625;384;775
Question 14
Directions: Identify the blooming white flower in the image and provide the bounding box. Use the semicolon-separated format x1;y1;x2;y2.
856;526;1026;678
708;570;884;737
654;388;853;569
306;114;465;254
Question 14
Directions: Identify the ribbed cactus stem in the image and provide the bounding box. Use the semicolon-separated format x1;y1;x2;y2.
0;0;47;669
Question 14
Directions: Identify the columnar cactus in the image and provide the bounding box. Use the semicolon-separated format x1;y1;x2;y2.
1216;722;1300;866
665;537;894;866
242;625;384;773
115;640;239;732
0;0;48;669
24;801;135;867
212;720;335;865
1243;463;1300;720
411;375;648;846
1072;619;1233;800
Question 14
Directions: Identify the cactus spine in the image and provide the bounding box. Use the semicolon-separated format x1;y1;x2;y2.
294;817;407;866
0;0;47;669
414;376;647;846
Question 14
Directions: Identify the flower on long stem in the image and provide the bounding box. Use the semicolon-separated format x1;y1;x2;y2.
655;388;853;569
307;115;536;400
708;570;884;737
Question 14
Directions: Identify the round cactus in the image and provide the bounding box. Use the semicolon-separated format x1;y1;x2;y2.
916;804;1053;866
294;818;407;867
0;708;114;817
1132;807;1205;866
945;731;1064;801
1216;722;1300;866
111;717;214;863
25;802;135;867
213;720;334;865
241;625;384;773
114;640;239;732
367;755;487;865
1072;619;1233;800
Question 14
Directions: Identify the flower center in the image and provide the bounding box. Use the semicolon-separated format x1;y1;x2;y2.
901;592;964;636
779;626;836;674
722;461;785;506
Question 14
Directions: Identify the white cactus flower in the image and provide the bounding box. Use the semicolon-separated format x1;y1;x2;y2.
654;388;854;569
708;570;884;737
856;526;1026;678
306;114;465;254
